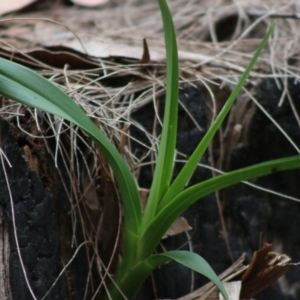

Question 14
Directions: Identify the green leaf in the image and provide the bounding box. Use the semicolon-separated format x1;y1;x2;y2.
157;251;229;300
0;57;142;266
158;23;276;210
109;251;228;300
142;0;179;229
139;155;300;258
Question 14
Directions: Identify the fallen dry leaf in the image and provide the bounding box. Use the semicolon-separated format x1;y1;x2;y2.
0;46;99;69
0;0;36;16
162;217;192;239
71;0;109;7
138;188;192;238
140;38;150;63
241;243;300;299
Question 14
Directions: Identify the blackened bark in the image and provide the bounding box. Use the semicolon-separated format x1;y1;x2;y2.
133;80;300;300
0;117;65;299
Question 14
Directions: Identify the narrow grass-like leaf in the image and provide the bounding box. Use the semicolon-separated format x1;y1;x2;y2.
158;23;275;210
158;251;228;300
142;0;179;228
0;57;142;268
109;251;228;300
139;155;300;258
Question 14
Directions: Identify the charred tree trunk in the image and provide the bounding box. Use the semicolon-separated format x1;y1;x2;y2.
0;117;66;299
0;114;121;300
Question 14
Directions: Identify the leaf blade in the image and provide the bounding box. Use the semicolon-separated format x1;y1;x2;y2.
139;155;300;258
158;23;276;210
0;57;142;265
156;251;229;300
142;0;179;229
110;251;228;300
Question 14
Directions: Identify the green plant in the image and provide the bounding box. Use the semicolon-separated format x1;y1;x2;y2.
0;1;299;299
